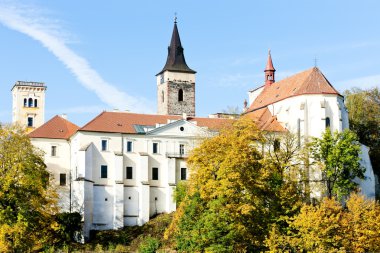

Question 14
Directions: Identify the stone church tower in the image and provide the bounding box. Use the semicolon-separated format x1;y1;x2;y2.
11;81;46;132
156;19;196;116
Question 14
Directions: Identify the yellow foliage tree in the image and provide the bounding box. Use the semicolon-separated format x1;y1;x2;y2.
266;194;380;253
165;117;304;252
0;125;59;252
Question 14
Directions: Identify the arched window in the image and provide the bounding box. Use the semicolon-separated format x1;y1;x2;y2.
178;89;183;102
23;98;27;107
28;98;33;107
326;117;331;129
161;91;164;103
34;99;38;107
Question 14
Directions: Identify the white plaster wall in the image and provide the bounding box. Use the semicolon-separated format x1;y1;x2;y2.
248;86;264;105
268;94;347;139
93;185;114;229
157;71;196;84
355;145;376;198
31;138;71;211
149;187;166;217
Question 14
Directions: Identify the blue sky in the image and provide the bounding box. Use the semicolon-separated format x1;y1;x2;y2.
0;0;379;126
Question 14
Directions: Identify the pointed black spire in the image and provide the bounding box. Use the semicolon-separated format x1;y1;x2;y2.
157;20;196;75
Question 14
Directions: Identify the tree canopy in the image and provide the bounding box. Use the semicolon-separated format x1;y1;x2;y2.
0;125;59;251
165;118;304;252
310;129;364;200
266;193;380;253
344;87;380;193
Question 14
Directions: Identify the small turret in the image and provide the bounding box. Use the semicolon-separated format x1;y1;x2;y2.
264;50;276;86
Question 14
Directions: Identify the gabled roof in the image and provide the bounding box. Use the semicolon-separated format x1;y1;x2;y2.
156;21;196;75
79;111;233;134
245;108;286;132
29;115;79;140
247;67;341;112
146;119;209;136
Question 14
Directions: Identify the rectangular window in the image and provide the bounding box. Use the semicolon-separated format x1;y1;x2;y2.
27;117;33;127
181;168;187;180
152;167;159;180
51;146;57;157
101;165;108;178
153;142;159;154
126;141;133;152
101;139;108;151
179;144;185;155
60;173;66;186
126;166;133;179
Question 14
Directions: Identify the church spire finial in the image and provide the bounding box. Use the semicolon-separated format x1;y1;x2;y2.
264;49;276;86
174;12;177;23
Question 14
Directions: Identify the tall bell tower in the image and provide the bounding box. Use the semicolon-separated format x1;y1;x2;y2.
11;81;46;132
156;18;196;116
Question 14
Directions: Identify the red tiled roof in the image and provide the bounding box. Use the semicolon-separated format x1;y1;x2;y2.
247;67;341;112
245;108;286;132
29;115;80;140
79;111;233;134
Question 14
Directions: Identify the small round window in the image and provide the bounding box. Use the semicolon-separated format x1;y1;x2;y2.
180;127;184;131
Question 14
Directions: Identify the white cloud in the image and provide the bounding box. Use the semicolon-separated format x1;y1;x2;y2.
336;74;380;91
0;1;153;113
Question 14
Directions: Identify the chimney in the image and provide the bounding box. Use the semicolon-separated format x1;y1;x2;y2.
61;114;67;120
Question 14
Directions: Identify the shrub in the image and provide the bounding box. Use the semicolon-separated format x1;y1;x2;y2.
138;236;160;253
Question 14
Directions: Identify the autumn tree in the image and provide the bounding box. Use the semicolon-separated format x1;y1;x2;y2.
310;129;365;200
165;118;304;252
266;193;380;253
344;87;380;189
0;125;59;251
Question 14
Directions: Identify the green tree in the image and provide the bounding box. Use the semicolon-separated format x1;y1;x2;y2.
165;118;304;252
0;125;59;251
310;129;365;200
344;87;380;189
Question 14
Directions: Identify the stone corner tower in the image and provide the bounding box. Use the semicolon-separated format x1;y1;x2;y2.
11;81;47;132
156;19;196;116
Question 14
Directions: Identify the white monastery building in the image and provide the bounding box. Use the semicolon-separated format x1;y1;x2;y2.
17;21;375;241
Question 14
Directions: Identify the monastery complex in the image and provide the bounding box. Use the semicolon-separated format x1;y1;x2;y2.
9;21;375;240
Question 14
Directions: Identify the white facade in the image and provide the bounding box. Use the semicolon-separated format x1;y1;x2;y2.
31;137;71;211
65;120;211;240
247;87;376;199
